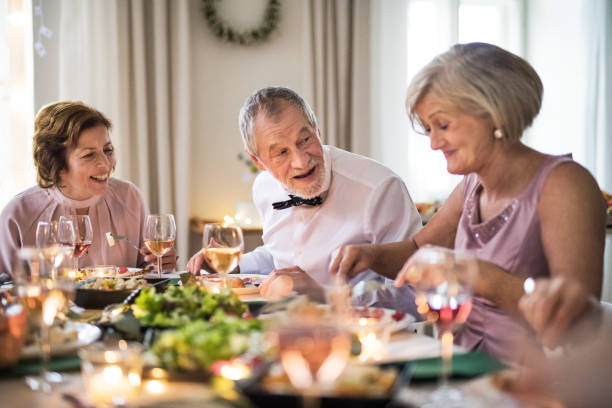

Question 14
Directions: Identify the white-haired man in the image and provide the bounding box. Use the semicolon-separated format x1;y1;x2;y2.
187;86;422;313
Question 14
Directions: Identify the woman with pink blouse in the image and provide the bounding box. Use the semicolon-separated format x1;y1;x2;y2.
0;101;176;277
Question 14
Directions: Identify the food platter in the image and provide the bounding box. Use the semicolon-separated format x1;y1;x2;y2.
196;274;266;296
74;277;169;309
20;321;101;359
237;361;413;408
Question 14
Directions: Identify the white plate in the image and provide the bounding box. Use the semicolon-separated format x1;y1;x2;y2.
232;274;266;294
20;322;101;359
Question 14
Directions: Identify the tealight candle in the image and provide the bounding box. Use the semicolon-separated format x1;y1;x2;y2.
79;342;143;406
212;359;252;381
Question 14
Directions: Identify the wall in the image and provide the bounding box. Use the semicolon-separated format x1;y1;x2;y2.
32;0;311;222
187;0;310;221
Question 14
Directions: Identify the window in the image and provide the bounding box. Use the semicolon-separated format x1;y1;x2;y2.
370;0;524;202
0;0;35;210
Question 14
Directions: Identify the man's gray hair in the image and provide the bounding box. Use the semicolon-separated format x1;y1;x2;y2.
239;86;319;156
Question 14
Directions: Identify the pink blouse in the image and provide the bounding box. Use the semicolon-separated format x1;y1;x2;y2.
454;154;574;362
0;178;148;275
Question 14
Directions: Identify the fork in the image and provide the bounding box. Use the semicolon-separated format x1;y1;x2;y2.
105;232;140;251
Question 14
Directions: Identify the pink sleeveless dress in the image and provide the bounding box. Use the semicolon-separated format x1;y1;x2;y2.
454;154;573;362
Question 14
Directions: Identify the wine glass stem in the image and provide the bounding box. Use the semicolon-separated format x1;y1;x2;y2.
440;330;453;388
40;322;51;385
157;256;162;278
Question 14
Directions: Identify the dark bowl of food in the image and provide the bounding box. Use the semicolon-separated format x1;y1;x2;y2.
75;278;168;309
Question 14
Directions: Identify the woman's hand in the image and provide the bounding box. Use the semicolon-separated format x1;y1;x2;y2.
518;276;599;348
140;246;178;273
328;244;379;281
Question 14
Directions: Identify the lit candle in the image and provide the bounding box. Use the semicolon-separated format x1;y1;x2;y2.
212;359;252;381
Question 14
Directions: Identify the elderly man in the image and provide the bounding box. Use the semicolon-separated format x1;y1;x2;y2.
187;86;422;313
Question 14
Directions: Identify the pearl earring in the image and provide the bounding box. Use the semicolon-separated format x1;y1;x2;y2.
494;129;503;139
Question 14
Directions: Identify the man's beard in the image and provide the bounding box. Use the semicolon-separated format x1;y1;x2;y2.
284;156;330;199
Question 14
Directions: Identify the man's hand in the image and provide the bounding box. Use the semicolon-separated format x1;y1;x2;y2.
518;276;600;348
328;244;378;282
260;266;324;300
186;251;237;275
140;246;177;273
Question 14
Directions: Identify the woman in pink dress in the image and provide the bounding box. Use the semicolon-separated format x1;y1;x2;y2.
331;43;606;362
0;101;176;276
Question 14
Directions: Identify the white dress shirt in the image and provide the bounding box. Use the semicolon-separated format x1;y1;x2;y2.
239;146;423;313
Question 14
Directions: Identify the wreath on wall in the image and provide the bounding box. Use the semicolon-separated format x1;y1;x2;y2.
201;0;281;46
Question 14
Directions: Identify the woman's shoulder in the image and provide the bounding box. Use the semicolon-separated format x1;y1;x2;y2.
0;186;54;235
1;186;50;217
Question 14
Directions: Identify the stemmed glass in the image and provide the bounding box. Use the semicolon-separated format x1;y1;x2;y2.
201;223;244;288
36;219;76;279
402;246;477;406
144;214;176;278
266;318;351;408
13;247;75;391
59;215;93;271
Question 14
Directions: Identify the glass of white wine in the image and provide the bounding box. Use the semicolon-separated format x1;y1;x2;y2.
36;219;76;279
144;214;176;278
201;223;244;288
13;247;75;391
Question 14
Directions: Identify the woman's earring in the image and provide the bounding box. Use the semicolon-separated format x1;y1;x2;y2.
494;129;503;139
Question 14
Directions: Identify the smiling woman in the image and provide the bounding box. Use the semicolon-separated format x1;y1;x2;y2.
0;101;178;276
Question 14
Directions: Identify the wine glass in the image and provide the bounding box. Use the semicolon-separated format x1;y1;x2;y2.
144;214;176;278
60;215;93;271
13;247;75;391
267;319;351;408
404;246;477;406
201;223;244;288
36;220;76;279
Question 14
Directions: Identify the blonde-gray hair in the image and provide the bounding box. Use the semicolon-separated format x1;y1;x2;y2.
239;86;318;156
406;42;543;142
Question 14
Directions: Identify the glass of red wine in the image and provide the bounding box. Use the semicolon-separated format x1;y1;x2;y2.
59;215;93;271
401;246;477;406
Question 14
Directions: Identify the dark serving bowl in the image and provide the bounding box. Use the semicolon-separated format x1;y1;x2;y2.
236;362;412;408
75;278;170;309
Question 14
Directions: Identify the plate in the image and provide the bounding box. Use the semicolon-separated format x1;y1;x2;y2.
20;322;101;359
196;274;266;296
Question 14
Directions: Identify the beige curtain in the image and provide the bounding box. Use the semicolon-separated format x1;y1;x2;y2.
305;0;371;155
57;0;191;268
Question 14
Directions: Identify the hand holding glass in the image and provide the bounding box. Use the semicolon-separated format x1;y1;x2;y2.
201;223;244;287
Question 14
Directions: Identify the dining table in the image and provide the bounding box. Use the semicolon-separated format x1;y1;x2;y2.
0;272;544;408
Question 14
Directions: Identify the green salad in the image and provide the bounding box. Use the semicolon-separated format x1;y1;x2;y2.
151;311;262;371
131;285;247;327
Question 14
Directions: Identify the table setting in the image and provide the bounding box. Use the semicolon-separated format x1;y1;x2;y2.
0;219;547;408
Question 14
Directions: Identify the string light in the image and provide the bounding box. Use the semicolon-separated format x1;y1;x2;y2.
33;0;52;57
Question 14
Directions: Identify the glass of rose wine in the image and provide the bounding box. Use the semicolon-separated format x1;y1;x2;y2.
59;215;93;271
13;247;75;391
403;246;477;406
36;219;76;279
266;317;351;408
201;223;243;288
144;214;176;278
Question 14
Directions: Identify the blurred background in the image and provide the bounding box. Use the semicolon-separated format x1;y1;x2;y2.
1;0;611;272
